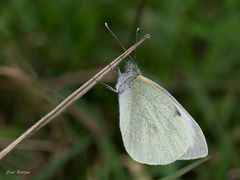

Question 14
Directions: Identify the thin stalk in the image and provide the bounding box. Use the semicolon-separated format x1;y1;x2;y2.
0;34;150;160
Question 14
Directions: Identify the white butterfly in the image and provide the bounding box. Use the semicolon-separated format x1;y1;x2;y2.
115;60;208;165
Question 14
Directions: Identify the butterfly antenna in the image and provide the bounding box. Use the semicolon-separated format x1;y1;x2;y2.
105;22;133;61
134;27;140;60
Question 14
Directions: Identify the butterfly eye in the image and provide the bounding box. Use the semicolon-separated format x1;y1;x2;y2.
129;64;135;69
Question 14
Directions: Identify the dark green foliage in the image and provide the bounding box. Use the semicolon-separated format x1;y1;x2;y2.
0;0;239;179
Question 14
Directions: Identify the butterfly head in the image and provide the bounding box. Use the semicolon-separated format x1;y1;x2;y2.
116;60;141;93
123;60;141;75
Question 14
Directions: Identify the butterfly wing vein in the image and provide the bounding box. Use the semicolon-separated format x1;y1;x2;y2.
119;76;190;165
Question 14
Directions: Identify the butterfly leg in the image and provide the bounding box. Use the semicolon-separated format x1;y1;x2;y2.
92;77;118;93
117;67;121;75
105;84;118;93
108;64;120;74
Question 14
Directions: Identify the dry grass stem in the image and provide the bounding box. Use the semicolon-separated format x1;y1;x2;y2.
0;34;150;160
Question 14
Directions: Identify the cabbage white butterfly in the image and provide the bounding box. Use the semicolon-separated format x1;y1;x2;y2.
115;60;208;165
104;23;208;165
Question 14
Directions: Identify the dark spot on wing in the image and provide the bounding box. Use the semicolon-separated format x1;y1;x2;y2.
175;108;181;117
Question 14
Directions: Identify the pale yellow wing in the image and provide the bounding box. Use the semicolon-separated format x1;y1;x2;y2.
119;76;189;165
142;77;208;160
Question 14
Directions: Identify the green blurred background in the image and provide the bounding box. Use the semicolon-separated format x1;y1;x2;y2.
0;0;240;179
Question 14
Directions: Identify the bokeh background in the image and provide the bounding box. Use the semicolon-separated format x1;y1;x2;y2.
0;0;240;179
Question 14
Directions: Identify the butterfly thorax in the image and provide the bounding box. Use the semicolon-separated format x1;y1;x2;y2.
116;60;141;93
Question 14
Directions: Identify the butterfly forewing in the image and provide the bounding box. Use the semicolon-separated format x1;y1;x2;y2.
142;76;208;160
119;76;189;165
